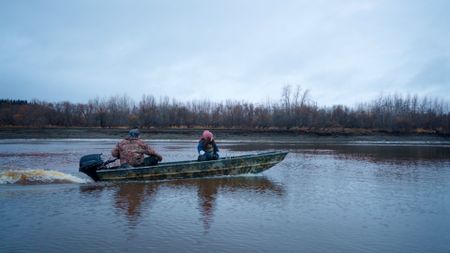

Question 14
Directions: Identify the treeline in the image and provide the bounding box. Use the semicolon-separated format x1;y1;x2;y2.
0;99;28;105
0;86;449;134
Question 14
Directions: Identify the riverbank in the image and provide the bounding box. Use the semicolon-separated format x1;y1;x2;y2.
0;127;449;142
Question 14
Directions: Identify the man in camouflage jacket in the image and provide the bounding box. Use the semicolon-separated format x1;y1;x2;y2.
112;128;163;167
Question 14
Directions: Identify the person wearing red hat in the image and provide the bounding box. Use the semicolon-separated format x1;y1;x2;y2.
197;130;219;161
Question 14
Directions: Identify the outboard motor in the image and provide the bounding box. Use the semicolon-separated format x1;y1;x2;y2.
79;154;104;181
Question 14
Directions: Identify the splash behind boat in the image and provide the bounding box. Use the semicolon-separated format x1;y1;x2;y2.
79;151;288;182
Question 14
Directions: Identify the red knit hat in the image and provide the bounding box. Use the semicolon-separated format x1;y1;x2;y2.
201;130;214;140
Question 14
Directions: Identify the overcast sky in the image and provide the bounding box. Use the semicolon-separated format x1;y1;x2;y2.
1;0;449;106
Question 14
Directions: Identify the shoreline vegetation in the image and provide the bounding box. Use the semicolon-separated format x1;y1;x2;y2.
1;86;449;137
0;126;449;140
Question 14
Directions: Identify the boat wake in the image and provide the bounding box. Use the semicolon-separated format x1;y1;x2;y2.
0;169;90;185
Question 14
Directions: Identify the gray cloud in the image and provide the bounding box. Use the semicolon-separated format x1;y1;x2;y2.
1;0;449;105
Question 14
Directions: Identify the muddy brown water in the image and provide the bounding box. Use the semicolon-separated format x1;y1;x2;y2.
1;139;450;253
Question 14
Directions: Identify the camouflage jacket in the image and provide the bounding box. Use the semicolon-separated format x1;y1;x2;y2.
111;137;159;166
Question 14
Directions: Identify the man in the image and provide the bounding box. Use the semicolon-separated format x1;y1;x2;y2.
197;130;219;161
112;128;163;167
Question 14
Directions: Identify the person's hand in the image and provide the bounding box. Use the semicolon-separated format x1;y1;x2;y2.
199;150;205;155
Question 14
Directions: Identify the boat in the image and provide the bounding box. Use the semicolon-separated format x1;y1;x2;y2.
79;151;288;181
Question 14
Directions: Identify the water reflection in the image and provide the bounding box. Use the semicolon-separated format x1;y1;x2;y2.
197;180;217;230
113;183;159;226
229;143;450;163
331;145;450;163
79;176;284;230
168;177;285;231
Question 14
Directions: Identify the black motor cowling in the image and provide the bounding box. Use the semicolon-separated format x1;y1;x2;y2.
79;154;104;181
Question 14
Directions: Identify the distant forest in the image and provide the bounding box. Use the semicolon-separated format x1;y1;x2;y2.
1;86;449;134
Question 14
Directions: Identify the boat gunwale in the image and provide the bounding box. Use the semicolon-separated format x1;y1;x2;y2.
100;159;284;181
97;151;288;174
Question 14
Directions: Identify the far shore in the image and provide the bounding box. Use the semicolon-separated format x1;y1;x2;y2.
0;127;449;142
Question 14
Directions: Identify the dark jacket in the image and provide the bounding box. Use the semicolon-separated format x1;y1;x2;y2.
197;139;219;154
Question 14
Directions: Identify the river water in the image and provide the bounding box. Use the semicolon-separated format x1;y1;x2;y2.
1;138;450;253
